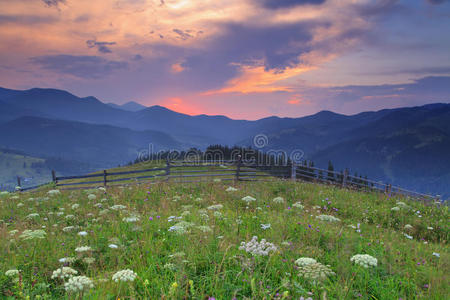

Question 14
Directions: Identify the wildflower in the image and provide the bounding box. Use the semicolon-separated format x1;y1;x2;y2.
65;215;75;220
63;226;76;232
123;216;140;223
404;233;413;240
350;254;377;268
98;187;106;192
396;202;409;209
51;267;78;279
391;207;400;211
432;252;440;258
196;225;213;233
109;244;119;249
273;196;284;204
297;262;335;282
47;190;61;196
239;236;277;256
295;257;317;267
404;224;413;230
110;205;126;210
26;213;40;219
83;257;95;264
87;194;96;200
260;223;271;230
181;211;191;217
20;229;46;240
71;204;79;210
164;263;176;270
226;186;238;192
213;211;223;218
316;215;340;222
207;204;223;210
64;276;94;293
292;202;304;209
75;246;92;253
242;196;256;203
59;257;76;264
5;269;20;277
427;227;434;230
17;203;24;208
112;269;137;282
168;225;186;234
77;231;88;237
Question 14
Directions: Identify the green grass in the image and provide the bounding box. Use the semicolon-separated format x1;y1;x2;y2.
0;179;448;299
0;151;52;190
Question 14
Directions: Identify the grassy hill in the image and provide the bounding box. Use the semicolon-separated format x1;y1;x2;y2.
0;149;52;190
0;177;448;299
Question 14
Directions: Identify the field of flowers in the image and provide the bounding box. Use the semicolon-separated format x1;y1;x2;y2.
0;179;448;299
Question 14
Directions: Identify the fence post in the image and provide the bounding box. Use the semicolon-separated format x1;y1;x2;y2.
342;169;348;188
388;184;392;195
17;176;21;191
103;170;107;187
235;155;242;182
291;162;297;181
52;170;57;185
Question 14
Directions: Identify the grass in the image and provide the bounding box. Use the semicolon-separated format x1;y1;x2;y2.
0;178;448;299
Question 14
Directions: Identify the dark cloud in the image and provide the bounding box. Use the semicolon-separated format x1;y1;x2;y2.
42;0;65;7
427;0;448;5
260;0;326;9
86;40;116;53
172;29;193;40
30;55;128;79
74;14;90;23
0;14;57;25
133;54;143;61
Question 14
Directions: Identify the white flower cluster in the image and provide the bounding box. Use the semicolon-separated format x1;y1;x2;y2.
87;194;96;200
110;205;126;210
242;196;256;203
292;202;304;209
260;223;271;230
239;236;277;256
51;267;78;279
226;186;238;192
5;269;19;277
207;203;224;211
273;197;284;204
396;201;410;209
297;262;335;282
20;229;46;240
26;213;40;219
123;216;140;223
47;190;61;196
75;246;92;253
391;206;400;211
350;254;377;268
295;257;317;267
112;269;137;282
196;225;212;233
404;224;413;230
64;276;94;293
316;215;341;222
71;204;80;210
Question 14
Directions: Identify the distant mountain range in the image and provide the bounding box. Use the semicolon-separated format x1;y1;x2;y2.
0;86;449;198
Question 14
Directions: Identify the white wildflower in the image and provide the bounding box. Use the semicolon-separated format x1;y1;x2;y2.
20;229;46;240
75;246;92;253
64;276;94;293
77;231;88;237
242;195;256;203
108;244;118;249
71;204;79;210
432;252;440;258
110;205;126;211
87;194;96;201
404;233;413;240
226;186;238;192
47;190;61;196
427;227;434;230
298;263;335;282
5;269;19;277
292;202;304;209
239;236;277;256
404;224;413;230
273;196;284;204
51;267;78;279
350;254;377;268
316;215;340;222
123;216;140;223
207;204;223;210
391;207;400;211
112;269;137;282
295;257;317;267
26;213;40;219
260;223;271;230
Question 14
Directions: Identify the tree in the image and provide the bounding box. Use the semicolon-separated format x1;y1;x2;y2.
327;161;335;182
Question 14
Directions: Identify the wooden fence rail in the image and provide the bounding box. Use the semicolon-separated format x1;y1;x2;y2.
14;159;439;202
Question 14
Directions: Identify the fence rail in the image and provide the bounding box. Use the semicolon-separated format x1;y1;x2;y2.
14;158;439;202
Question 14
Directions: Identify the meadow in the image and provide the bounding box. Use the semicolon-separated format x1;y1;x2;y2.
0;179;448;299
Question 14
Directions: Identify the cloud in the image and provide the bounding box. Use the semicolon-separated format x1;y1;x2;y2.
42;0;65;7
427;0;448;5
30;55;128;79
0;14;57;25
172;29;194;41
260;0;326;9
86;40;116;54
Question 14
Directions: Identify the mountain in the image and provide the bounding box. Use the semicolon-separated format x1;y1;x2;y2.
107;101;147;112
0;116;182;167
0;85;449;198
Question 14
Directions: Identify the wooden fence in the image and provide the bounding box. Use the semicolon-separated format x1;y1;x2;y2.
16;159;439;202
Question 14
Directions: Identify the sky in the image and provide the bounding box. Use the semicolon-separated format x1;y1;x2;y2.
0;0;449;119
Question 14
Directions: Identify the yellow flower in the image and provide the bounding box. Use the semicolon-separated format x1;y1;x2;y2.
144;279;149;286
171;282;178;289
